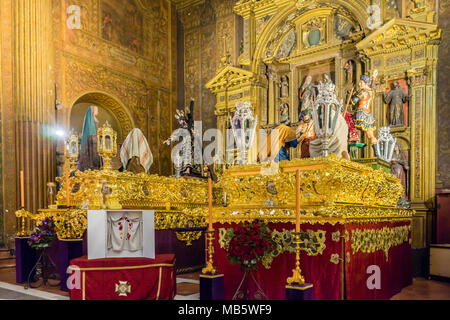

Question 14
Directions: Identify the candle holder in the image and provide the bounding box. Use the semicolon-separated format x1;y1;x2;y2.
62;160;71;208
286;232;305;285
202;230;217;275
97;121;117;170
65;130;79;171
47;182;57;209
15;208;33;237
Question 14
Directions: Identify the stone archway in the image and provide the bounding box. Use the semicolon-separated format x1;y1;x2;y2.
69;91;135;141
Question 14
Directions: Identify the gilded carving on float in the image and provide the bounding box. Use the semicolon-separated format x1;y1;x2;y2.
54;170;211;210
218;155;403;209
351;225;411;261
175;231;203;246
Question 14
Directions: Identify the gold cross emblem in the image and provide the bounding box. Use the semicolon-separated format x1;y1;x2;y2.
115;281;131;297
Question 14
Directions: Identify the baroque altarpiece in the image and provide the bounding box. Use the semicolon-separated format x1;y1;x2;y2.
206;0;441;261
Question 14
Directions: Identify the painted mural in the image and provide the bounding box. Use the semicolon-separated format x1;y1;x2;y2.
101;0;143;53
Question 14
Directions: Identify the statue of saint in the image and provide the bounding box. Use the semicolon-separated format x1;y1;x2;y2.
351;70;379;155
279;102;291;125
78;106;101;172
164;100;200;177
383;80;409;126
344;60;354;84
279;76;289;98
120;128;153;174
298;75;316;115
343;89;360;144
296;110;316;158
259;124;298;163
391;143;409;196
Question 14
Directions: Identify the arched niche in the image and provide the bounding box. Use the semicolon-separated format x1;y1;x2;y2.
251;1;368;74
69;92;135;142
250;3;366;127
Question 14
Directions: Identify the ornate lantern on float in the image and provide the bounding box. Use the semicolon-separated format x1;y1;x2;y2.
65;129;79;171
311;78;342;157
97;121;117;170
376;127;397;162
229;101;258;165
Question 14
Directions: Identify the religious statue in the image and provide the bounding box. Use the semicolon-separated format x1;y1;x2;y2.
164;100;199;177
120;128;153;174
343;88;360;145
383;80;409;127
334;16;354;41
279;102;291;125
296;110;316;158
102;13;113;41
344;60;355;84
391;143;409;196
279;75;290;98
351;70;379;155
78;106;101;172
259;124;298;163
298;75;316;115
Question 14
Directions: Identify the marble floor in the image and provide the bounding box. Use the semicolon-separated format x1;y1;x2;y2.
0;268;448;300
391;277;450;300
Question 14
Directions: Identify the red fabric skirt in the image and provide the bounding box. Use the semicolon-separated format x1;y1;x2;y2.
213;220;411;300
68;254;176;300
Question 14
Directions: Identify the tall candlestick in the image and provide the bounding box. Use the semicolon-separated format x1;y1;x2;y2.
65;168;70;207
296;170;301;233
208;177;213;231
20;170;25;208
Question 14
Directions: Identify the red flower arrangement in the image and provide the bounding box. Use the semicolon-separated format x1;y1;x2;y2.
227;219;274;271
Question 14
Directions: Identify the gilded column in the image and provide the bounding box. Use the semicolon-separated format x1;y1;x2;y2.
14;0;55;215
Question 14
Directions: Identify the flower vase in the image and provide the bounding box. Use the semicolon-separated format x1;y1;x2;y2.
232;268;268;300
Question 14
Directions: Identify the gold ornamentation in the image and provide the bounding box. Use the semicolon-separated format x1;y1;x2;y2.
65;130;79;172
52;209;87;240
115;281;131;297
175;231;203;246
332;231;341;242
33;209;87;240
55;169;213;210
15;209;34;237
97;121;118;171
205;206;412;226
202;231;217;275
351;225;410;261
218;155;404;209
330;253;340;265
286;232;305;286
344;230;349;242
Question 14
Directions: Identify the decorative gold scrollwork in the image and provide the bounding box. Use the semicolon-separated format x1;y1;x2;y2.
351;225;410;261
175;231;203;246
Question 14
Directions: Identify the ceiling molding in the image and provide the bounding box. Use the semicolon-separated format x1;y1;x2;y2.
171;0;205;11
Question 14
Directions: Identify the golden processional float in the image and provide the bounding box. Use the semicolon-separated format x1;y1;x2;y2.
15;115;414;297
